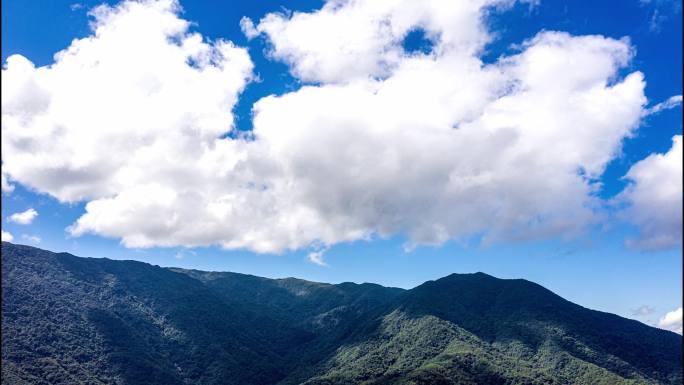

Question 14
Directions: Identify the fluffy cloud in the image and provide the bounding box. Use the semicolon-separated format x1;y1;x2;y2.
243;1;645;251
1;230;13;242
244;0;497;83
617;136;682;250
1;0;253;203
8;208;38;225
658;307;683;334
2;0;651;257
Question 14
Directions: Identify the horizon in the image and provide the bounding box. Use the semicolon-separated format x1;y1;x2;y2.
1;0;682;336
2;240;529;288
1;239;680;327
5;239;681;333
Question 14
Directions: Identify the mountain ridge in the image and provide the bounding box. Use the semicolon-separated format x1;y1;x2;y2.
2;242;681;385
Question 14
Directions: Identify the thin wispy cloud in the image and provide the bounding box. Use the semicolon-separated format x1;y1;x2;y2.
640;0;682;33
631;305;656;317
21;234;41;244
174;248;197;260
642;94;682;116
307;245;330;266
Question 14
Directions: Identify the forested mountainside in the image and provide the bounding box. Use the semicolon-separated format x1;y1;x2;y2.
2;242;681;385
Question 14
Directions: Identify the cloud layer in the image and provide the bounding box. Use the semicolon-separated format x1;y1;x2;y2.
1;0;678;257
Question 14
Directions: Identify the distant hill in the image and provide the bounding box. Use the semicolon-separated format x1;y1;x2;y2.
2;242;681;385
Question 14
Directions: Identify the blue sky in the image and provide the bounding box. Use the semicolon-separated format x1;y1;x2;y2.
1;0;682;330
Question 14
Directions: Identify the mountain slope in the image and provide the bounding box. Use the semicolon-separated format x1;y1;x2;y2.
2;242;681;385
305;273;682;384
2;243;299;384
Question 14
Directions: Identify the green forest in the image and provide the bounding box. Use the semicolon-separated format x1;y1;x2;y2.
2;242;681;385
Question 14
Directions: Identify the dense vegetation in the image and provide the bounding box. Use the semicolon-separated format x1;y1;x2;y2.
2;242;681;384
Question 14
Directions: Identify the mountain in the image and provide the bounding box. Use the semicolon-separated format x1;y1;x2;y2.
2;242;681;385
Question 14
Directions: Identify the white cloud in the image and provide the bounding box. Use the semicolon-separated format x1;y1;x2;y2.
246;13;645;249
307;244;330;266
246;0;505;84
617;136;682;250
8;208;38;225
642;94;682;116
2;0;253;204
307;250;327;266
21;234;41;244
658;307;683;334
2;0;650;254
1;230;13;242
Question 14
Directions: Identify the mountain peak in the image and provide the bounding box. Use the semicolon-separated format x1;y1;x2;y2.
441;271;496;280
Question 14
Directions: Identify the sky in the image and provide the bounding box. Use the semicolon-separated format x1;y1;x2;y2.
1;0;682;333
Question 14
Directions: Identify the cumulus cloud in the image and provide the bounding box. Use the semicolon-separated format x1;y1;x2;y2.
617;136;682;250
2;0;650;254
2;0;253;203
1;230;13;242
245;0;506;83
8;208;38;225
658;307;683;334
